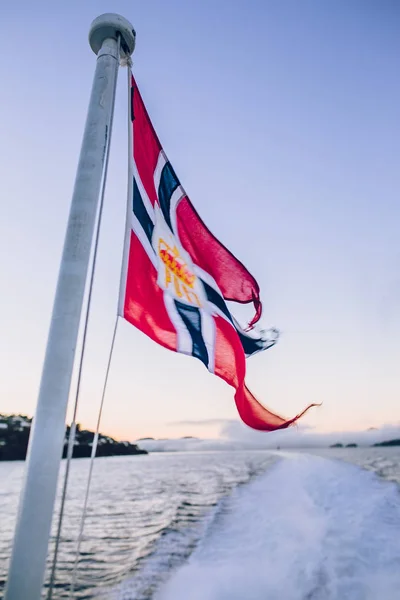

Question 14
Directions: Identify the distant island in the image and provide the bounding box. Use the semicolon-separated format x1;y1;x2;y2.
330;443;358;448
0;414;147;461
330;440;400;448
373;439;400;447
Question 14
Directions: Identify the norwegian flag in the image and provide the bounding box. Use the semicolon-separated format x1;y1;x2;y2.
118;73;316;431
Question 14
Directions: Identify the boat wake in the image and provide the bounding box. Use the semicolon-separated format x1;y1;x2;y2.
152;453;400;600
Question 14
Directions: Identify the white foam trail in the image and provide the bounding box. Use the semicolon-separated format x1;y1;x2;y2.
155;454;400;600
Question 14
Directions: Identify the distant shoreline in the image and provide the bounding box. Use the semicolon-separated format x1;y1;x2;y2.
373;439;400;447
0;414;147;461
330;439;400;448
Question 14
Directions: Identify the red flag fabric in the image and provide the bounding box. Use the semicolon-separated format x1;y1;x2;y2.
118;72;317;431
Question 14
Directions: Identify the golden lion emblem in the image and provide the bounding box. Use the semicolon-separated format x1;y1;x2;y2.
158;238;201;307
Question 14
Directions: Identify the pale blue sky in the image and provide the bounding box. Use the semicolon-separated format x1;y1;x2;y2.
1;1;399;440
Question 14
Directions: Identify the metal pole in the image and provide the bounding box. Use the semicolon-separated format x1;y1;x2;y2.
5;14;135;600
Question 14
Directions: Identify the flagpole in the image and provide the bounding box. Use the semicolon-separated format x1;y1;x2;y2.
4;14;135;600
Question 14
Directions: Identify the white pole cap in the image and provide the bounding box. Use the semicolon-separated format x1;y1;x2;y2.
89;13;136;57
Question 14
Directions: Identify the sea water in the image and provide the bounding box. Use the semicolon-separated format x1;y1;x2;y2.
1;448;400;599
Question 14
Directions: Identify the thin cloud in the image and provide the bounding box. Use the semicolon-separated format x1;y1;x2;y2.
167;419;236;427
220;420;400;449
137;421;400;453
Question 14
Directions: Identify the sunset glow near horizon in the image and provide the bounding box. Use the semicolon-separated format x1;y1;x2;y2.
1;1;399;442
